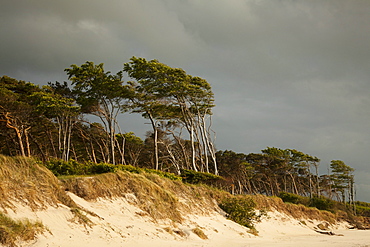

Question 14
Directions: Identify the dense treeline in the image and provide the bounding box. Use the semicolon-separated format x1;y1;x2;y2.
0;57;356;208
216;149;355;207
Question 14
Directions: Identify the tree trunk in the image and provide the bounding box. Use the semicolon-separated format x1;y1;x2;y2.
190;123;197;171
147;112;159;170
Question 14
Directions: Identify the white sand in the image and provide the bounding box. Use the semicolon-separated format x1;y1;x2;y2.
6;192;370;247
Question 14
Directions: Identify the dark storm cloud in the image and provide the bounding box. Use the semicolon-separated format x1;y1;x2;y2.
1;0;370;201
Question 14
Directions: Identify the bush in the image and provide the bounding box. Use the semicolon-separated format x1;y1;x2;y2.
45;160;117;176
180;169;222;185
355;201;370;217
89;162;117;174
44;159;90;176
143;168;182;181
309;196;334;211
44;159;182;181
219;196;258;229
278;192;310;206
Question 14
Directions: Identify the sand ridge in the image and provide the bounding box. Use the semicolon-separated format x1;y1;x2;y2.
6;192;370;247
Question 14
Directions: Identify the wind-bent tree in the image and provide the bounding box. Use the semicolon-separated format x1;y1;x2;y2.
242;147;320;197
116;132;144;166
123;57;171;169
65;62;129;165
124;57;216;173
31;83;80;161
216;150;255;194
0;76;41;157
330;160;355;204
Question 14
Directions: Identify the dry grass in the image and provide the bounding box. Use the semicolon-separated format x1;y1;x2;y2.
0;155;76;211
61;170;230;223
0;154;344;233
69;208;94;227
62;171;183;222
0;212;46;247
250;195;338;224
60;169;341;226
192;227;208;239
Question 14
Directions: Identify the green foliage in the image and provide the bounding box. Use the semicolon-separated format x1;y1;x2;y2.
114;165;182;180
118;164;142;174
89;163;118;174
279;192;337;212
278;192;310;206
142;168;182;181
44;159;90;176
355;201;370;217
44;159;182;181
219;196;258;229
180;169;222;184
309;195;334;211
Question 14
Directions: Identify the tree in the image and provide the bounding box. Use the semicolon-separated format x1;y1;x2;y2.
31;84;80;161
117;132;144;166
65;62;129;165
330;160;355;204
216;150;255;194
123;57;216;173
0;76;41;157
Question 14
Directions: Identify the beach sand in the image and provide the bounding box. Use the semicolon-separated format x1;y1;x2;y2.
6;192;370;247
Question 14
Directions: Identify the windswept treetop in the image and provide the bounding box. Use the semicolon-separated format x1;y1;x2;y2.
124;57;214;117
123;57;217;173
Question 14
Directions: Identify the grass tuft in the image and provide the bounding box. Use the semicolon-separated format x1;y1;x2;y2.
0;212;45;247
192;227;208;239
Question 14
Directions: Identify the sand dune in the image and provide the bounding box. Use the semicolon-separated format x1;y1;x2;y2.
6;192;370;247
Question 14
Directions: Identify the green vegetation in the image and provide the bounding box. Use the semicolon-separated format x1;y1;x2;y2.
219;196;259;230
180;169;223;185
355;201;370;217
278;192;310;206
309;196;335;211
0;212;45;247
44;159;182;181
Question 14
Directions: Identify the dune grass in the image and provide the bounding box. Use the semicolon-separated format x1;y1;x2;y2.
0;154;356;238
0;155;76;211
0;212;45;247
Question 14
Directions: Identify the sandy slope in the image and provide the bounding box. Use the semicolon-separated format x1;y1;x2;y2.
6;192;370;247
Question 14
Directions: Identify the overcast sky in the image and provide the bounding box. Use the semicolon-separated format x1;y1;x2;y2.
1;0;370;201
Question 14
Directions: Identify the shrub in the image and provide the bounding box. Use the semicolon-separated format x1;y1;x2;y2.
118;165;142;174
44;159;182;181
89;162;117;174
219;196;258;229
355;201;370;217
143;168;182;181
309;196;334;211
180;169;222;185
44;159;89;176
278;192;310;206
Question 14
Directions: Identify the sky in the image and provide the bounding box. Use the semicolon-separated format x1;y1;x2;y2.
1;0;370;201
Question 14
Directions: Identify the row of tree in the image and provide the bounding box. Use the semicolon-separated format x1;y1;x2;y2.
0;57;355;205
0;57;217;174
216;148;355;205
